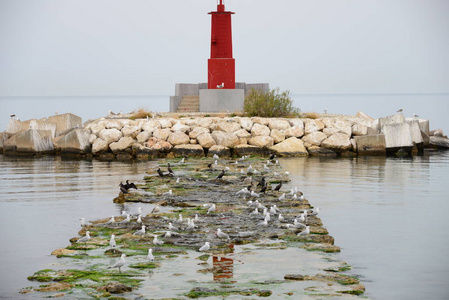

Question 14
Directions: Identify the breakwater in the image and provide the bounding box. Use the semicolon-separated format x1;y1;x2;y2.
1;111;448;159
22;157;365;298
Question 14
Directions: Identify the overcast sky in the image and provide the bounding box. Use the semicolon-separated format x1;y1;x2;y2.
0;0;448;96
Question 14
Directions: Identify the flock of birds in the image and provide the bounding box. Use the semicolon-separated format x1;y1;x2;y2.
76;153;320;273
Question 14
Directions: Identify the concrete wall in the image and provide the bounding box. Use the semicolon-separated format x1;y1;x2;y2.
170;82;269;112
199;89;245;112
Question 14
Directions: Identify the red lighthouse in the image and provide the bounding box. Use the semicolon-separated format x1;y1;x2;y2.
208;0;235;89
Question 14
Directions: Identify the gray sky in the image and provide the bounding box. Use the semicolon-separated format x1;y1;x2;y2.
0;0;448;96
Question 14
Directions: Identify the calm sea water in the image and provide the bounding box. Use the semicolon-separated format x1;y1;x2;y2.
0;152;448;299
1;94;448;132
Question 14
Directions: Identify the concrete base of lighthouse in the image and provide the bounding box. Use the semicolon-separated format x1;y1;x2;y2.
199;89;244;113
169;82;269;113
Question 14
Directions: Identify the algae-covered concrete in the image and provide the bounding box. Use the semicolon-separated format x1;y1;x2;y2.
24;157;365;299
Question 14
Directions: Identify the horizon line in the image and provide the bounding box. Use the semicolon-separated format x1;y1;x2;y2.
0;92;448;98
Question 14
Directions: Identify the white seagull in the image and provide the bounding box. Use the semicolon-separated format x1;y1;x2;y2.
133;225;146;236
153;235;164;245
297;226;310;236
109;234;116;248
106;216;115;224
199;242;210;252
108;254;126;273
147;248;155;261
80;218;87;227
77;231;90;243
216;228;230;240
207;204;216;214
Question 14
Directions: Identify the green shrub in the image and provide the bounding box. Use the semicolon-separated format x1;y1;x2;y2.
243;88;300;117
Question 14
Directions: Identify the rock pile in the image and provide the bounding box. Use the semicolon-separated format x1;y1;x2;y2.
2;112;447;159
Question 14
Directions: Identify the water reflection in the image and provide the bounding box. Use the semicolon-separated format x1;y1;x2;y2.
212;256;234;282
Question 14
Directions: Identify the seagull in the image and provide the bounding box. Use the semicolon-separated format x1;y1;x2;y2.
297;226;310;236
151;205;160;214
80;218;87;227
397;108;403;113
168;222;179;231
269;206;277;215
153;235;164;245
136;215;142;224
247;165;254;173
147;248;154;261
207;204;216;214
163;190;173;197
213;154;219;160
133;225;146;236
278;214;285;222
308;207;320;216
120;214;130;224
279;193;286;201
121;210;127;216
77;231;90;243
179;157;185;164
294;219;307;229
164;231;173;238
109;234;116;248
216;228;230;240
199;242;210;252
217;82;224;89
105;216;115;225
176;214;183;224
176;177;180;183
259;218;268;226
297;213;306;223
250;191;260;198
108;254;126;273
250;208;259;216
194;214;200;223
185;218;195;231
413;113;419;118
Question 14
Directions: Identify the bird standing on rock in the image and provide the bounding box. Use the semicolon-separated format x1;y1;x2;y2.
167;163;174;175
216;228;230;240
108;254;126;273
216;170;226;179
199;242;210;252
77;231;90;243
147;248;154;261
274;182;283;191
109;234;116;248
157;168;165;177
207;204;216;214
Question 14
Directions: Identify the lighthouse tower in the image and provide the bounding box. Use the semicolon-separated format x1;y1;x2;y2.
169;1;269;113
208;0;235;89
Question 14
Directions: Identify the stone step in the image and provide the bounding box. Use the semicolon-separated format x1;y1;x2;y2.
176;95;200;112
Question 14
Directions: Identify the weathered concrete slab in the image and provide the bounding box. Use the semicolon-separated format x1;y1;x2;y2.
381;123;413;149
405;117;429;134
4;129;54;153
5;119;30;134
54;128;91;154
406;120;424;145
429;136;449;149
0;132;12;151
356;111;375;122
377;113;405;130
354;134;386;155
47;113;82;136
199;89;245;112
30;119;57;138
